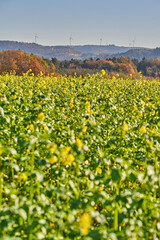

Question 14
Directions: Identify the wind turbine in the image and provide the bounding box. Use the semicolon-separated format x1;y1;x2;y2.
132;38;136;48
100;38;102;46
69;35;73;46
35;34;39;44
129;39;132;47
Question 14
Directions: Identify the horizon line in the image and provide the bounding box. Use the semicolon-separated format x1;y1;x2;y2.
0;39;155;49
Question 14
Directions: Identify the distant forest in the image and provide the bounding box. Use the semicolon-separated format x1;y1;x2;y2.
50;57;160;78
1;50;160;78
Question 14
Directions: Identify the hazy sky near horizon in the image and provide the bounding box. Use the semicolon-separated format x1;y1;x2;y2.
0;0;160;48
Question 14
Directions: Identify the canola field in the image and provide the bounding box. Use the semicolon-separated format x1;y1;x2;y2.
0;72;160;240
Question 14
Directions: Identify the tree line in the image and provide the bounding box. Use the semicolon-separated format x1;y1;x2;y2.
1;50;160;78
51;57;160;78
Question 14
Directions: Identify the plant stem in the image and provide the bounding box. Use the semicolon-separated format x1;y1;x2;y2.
0;172;3;208
114;185;119;231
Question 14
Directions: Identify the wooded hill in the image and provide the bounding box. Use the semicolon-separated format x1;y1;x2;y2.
0;40;145;60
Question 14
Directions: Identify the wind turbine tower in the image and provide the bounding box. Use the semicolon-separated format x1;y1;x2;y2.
100;38;102;46
35;34;39;44
129;39;132;47
69;35;73;46
132;38;136;48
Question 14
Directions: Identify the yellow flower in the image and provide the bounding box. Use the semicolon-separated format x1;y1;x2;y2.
85;101;90;107
79;212;91;236
38;112;45;121
83;126;88;134
76;138;82;149
28;90;33;96
151;130;160;137
49;156;58;164
61;147;71;157
89;110;94;115
70;97;74;103
18;173;27;181
141;102;145;107
99;186;104;191
96;166;102;174
148;102;152;108
27;124;34;131
62;153;74;166
2;83;6;88
85;101;90;113
39;71;43;77
43;124;48;130
61;146;74;165
36;83;40;89
50;222;55;228
0;148;3;155
133;105;138;111
122;123;128;134
49;144;57;153
100;69;106;76
139;126;147;134
69;103;74;108
152;110;155;115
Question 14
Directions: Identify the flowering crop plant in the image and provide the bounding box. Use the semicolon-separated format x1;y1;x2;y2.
0;71;160;240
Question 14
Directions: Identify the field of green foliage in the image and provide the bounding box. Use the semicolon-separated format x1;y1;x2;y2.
0;71;160;240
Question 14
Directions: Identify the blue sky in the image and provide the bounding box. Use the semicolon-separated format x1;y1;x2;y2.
0;0;160;48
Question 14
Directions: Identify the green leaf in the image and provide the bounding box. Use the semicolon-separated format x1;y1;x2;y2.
111;169;121;182
18;208;27;220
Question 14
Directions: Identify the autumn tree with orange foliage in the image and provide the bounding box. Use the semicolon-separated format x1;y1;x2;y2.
0;50;55;75
118;63;135;75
